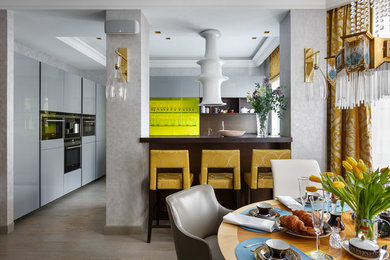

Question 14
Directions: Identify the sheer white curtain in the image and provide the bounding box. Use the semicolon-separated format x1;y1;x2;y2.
372;97;390;170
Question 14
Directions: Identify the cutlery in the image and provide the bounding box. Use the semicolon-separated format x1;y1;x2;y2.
244;242;264;248
379;245;387;260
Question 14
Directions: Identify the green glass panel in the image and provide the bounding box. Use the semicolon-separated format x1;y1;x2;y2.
149;98;200;135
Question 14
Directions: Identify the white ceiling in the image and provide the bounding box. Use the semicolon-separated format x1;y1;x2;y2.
14;9;288;69
11;0;349;70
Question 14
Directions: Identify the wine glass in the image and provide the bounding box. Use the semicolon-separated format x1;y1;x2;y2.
310;196;331;259
298;176;309;210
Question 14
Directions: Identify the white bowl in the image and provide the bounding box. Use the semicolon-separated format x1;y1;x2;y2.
218;130;246;137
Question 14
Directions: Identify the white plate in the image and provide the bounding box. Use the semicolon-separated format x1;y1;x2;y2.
342;241;389;260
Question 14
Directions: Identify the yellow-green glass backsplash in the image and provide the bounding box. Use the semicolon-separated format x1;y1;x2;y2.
150;98;200;135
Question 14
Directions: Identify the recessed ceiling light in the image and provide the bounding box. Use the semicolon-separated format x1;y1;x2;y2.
264;31;270;34
57;37;106;67
155;31;162;34
251;37;257;39
96;37;102;40
166;37;171;40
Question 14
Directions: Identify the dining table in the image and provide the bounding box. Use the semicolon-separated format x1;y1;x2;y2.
217;199;390;260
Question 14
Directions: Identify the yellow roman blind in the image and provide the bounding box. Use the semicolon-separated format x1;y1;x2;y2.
269;46;280;83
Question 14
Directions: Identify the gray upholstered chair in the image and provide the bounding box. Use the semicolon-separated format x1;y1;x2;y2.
166;184;232;260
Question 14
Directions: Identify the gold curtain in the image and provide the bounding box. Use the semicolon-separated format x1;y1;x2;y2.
269;46;280;82
327;6;373;175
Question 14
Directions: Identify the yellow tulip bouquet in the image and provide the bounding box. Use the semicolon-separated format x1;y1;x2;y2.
308;157;390;241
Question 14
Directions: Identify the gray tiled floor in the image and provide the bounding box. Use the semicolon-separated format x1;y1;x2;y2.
0;178;176;260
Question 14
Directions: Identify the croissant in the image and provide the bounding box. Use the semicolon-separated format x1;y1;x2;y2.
293;210;313;227
280;215;307;233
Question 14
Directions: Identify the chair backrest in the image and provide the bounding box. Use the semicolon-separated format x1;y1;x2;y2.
150;150;191;190
200;150;240;189
270;159;321;198
249;149;291;189
166;185;222;239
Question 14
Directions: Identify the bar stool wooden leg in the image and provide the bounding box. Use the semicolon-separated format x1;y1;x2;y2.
156;190;161;226
147;190;156;243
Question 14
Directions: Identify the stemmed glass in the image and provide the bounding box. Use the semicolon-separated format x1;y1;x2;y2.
310;196;331;259
298;177;309;210
323;190;332;220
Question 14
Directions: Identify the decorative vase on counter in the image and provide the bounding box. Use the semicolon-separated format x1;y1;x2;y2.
256;113;269;137
354;215;379;242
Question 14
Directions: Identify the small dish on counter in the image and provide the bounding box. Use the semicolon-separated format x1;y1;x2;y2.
218;130;246;137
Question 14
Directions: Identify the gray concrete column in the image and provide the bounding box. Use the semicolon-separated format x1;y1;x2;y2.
0;10;14;234
280;10;327;171
104;10;150;235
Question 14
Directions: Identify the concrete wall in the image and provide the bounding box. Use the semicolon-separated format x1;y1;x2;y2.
280;10;327;171
105;10;149;234
0;10;14;234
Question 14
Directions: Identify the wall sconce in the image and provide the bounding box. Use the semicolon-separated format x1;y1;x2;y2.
304;48;328;100
106;48;129;101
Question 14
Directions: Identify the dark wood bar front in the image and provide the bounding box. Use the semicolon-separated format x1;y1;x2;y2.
141;135;292;207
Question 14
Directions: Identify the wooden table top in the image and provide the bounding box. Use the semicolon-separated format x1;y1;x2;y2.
217;200;390;260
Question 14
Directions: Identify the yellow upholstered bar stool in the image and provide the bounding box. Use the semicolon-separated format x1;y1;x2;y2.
148;150;194;243
244;149;291;203
199;150;241;207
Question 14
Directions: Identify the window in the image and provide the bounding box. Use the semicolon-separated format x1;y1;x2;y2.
372;97;390;170
271;77;280;136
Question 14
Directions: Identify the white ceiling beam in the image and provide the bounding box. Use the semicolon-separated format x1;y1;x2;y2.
251;37;279;67
1;0;326;9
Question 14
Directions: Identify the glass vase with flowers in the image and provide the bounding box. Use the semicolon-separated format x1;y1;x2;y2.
246;77;287;137
307;158;390;243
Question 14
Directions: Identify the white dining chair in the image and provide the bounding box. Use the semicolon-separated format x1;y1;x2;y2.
270;159;321;198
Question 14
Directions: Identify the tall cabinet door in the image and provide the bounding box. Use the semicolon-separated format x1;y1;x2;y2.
14;53;40;219
83;79;96;115
82;137;96;186
63;72;81;114
41;141;64;206
96;141;106;179
96;83;106;141
41;63;64;112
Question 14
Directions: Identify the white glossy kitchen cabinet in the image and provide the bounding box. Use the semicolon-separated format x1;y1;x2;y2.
14;53;40;220
63;72;82;114
41;140;64;206
96;140;106;179
64;169;81;194
82;137;96;185
96;83;106;141
83;78;96;115
41;63;64;112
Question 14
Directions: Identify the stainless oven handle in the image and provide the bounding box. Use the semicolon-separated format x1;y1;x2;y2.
65;145;81;150
83;120;95;122
44;119;65;122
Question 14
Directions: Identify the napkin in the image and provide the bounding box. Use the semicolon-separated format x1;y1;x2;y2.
223;213;276;232
276;196;304;211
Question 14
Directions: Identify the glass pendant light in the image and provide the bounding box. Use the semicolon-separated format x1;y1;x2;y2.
106;51;128;101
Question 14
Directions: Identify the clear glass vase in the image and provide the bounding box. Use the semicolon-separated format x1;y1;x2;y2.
256;113;269;137
354;216;378;242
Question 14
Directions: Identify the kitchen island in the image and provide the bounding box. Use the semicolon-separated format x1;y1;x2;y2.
140;135;292;204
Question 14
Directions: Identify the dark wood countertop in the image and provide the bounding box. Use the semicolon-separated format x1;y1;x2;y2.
139;134;292;144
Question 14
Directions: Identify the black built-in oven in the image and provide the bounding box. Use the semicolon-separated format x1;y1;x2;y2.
64;138;81;173
82;115;96;136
